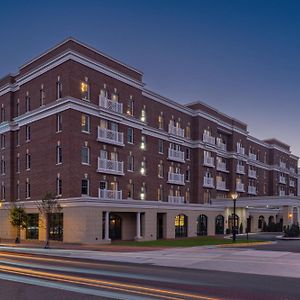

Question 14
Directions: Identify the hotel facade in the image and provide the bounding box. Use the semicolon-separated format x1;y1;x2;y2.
0;38;298;243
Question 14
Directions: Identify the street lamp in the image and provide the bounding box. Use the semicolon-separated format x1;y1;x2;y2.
231;192;238;242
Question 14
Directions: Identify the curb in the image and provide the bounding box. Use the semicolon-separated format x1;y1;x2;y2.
217;241;275;248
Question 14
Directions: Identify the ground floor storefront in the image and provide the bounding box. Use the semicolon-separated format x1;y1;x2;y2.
0;196;299;244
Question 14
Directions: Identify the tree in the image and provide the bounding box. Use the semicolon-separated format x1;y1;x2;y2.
36;193;62;249
9;205;27;243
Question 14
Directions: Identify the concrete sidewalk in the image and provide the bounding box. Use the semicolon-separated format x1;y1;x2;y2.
0;244;299;279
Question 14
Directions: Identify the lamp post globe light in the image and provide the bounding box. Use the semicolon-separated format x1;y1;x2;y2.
231;192;238;242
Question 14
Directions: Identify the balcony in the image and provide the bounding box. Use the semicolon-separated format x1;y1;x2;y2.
97;127;124;146
249;153;257;161
279;190;286;196
279;176;286;184
236;164;245;174
98;189;122;200
289;192;295;197
216;139;226;151
279;161;287;169
168;148;185;163
248;169;257;179
203;177;214;188
216;180;228;191
237;145;245;155
97;158;124;175
203;133;215;145
236;182;245;192
168;172;185;185
168;196;185;204
216;161;227;172
289;180;295;187
168;124;184;138
203;156;215;167
99;95;123;114
248;186;257;195
290;167;296;174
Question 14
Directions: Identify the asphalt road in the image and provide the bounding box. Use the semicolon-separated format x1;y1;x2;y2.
0;251;298;300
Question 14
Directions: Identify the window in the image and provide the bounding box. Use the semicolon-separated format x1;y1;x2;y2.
26;179;31;199
127;155;134;171
81;81;90;100
26;152;31;170
56;145;62;164
25;125;31;142
140;185;146;200
16;130;20;146
158;115;164;129
16;155;20;173
158;140;164;154
186;125;191;139
185;169;190;182
49;213;63;241
158;162;163;178
56;176;62;196
16;99;20;117
1;157;5;175
56;114;62;132
186;148;191;160
81;179;89;195
1;182;5;200
26;214;39;239
158;186;163;201
140;106;146;122
40;85;45;106
0;134;5;149
127;128;134;144
16;181;20;200
1;106;5;122
140;161;146;176
25;95;31;112
56;78;62;99
81;146;90;165
140;135;146;150
81;114;90;133
127;98;134;116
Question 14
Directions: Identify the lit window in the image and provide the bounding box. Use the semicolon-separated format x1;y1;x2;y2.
81;179;89;195
81;146;90;165
127;98;134;116
81;114;90;133
81;82;90;100
140;161;146;176
158;186;163;201
158;115;164;129
186;125;191;139
140;136;146;150
140;107;146;122
140;185;146;200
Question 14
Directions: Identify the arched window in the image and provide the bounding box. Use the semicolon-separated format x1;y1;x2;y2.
215;215;224;234
197;214;208;236
175;214;187;238
258;215;265;229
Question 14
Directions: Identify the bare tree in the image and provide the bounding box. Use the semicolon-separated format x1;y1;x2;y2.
36;193;62;249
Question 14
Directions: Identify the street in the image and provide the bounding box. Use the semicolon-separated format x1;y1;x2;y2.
0;250;298;299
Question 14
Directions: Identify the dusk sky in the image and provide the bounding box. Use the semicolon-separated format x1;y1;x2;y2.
1;0;299;158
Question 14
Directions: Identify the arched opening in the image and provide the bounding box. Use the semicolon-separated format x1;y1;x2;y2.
228;214;239;233
109;214;122;240
197;214;208;236
215;215;224;235
175;214;188;238
268;216;275;225
246;216;252;233
258;215;265;230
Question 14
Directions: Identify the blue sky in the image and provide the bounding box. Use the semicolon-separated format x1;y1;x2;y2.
1;0;299;157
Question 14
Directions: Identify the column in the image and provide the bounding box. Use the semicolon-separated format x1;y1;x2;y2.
135;212;142;240
104;211;111;242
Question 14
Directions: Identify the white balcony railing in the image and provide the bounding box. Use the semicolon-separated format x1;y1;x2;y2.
216;180;227;191
248;169;257;179
97;158;124;175
168;148;185;163
203;177;214;188
279;176;286;184
203;134;215;145
168;172;185;185
248;186;257;195
290;167;296;174
216;139;226;151
289;180;295;187
168;124;185;138
204;156;214;167
236;164;245;174
236;182;245;192
98;189;122;200
168;196;185;204
99;95;123;114
289;193;295;197
97;127;124;146
237;145;245;155
249;153;257;161
279;190;286;196
216;161;227;172
279;161;287;169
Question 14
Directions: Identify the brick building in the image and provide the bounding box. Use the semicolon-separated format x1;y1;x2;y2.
0;38;298;243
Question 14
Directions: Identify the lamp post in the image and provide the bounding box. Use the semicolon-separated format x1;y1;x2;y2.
231;192;238;242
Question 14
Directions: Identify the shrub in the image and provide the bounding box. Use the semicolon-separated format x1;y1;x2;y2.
284;224;300;237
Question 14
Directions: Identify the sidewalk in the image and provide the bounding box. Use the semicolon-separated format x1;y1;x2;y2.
0;242;300;279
